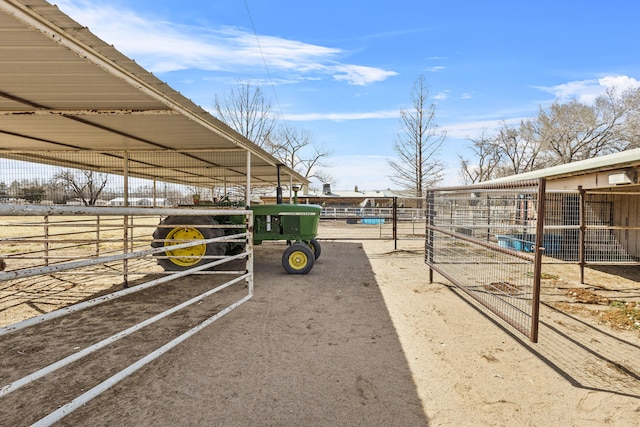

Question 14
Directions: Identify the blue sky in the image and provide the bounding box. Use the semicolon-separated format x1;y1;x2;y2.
55;0;640;190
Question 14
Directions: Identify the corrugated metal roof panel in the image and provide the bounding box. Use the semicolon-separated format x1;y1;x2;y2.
0;0;306;187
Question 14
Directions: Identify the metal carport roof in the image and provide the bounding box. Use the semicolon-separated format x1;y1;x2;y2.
0;0;307;188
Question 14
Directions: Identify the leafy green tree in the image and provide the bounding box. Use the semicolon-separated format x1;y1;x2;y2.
21;185;46;203
0;182;8;200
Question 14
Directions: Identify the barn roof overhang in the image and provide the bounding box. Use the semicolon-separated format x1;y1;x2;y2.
487;148;640;191
0;0;307;188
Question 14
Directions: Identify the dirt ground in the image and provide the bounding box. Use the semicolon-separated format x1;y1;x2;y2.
1;236;639;426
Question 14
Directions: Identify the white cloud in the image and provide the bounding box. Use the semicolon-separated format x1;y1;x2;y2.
55;0;396;86
598;75;640;92
331;64;399;86
536;75;640;104
433;91;450;100
283;110;400;122
441;118;523;139
426;66;445;72
536;80;601;104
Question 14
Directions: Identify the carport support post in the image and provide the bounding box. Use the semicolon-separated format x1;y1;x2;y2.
276;164;283;204
246;151;251;207
152;179;157;206
123;151;129;287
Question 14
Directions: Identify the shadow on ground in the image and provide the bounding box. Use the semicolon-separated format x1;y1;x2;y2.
0;242;427;426
447;284;640;399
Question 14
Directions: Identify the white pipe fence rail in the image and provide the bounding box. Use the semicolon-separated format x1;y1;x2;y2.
0;204;254;425
318;207;426;242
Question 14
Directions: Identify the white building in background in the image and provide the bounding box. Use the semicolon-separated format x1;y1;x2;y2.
108;197;168;207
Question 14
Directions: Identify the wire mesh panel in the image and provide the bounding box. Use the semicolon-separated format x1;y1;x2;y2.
583;190;640;264
0;150;250;208
425;180;545;342
545;190;640;263
543;190;640;284
542;192;580;262
0;205;252;327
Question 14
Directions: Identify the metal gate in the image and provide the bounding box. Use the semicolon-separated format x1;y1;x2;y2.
425;180;545;342
319;197;426;245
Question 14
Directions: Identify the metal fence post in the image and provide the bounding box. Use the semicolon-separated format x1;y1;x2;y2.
426;190;434;283
393;197;398;250
579;186;586;284
530;178;546;343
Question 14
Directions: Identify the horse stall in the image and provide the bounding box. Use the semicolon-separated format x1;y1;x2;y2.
426;151;640;343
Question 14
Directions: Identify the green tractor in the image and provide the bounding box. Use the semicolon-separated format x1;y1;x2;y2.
151;203;322;274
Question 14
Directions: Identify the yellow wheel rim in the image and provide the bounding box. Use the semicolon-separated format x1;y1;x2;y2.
164;227;206;267
288;250;309;270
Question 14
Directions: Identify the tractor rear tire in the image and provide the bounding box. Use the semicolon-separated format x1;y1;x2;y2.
282;243;315;274
152;215;225;271
306;238;322;260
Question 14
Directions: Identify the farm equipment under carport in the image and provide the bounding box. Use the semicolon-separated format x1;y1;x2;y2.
151;203;322;274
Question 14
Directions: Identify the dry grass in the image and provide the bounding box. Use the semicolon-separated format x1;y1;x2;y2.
600;301;640;331
565;287;611;305
552;296;640;333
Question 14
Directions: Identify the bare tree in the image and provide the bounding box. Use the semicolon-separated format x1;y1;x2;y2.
270;126;333;182
213;82;276;149
53;169;108;206
388;75;445;196
618;87;640;149
214;82;333;189
493;120;543;176
459;131;502;184
534;88;640;165
461;86;640;181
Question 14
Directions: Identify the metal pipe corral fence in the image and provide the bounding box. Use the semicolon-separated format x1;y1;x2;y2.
0;204;254;425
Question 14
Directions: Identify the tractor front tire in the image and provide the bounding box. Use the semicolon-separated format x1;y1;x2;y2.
152;215;225;271
282;243;315;274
